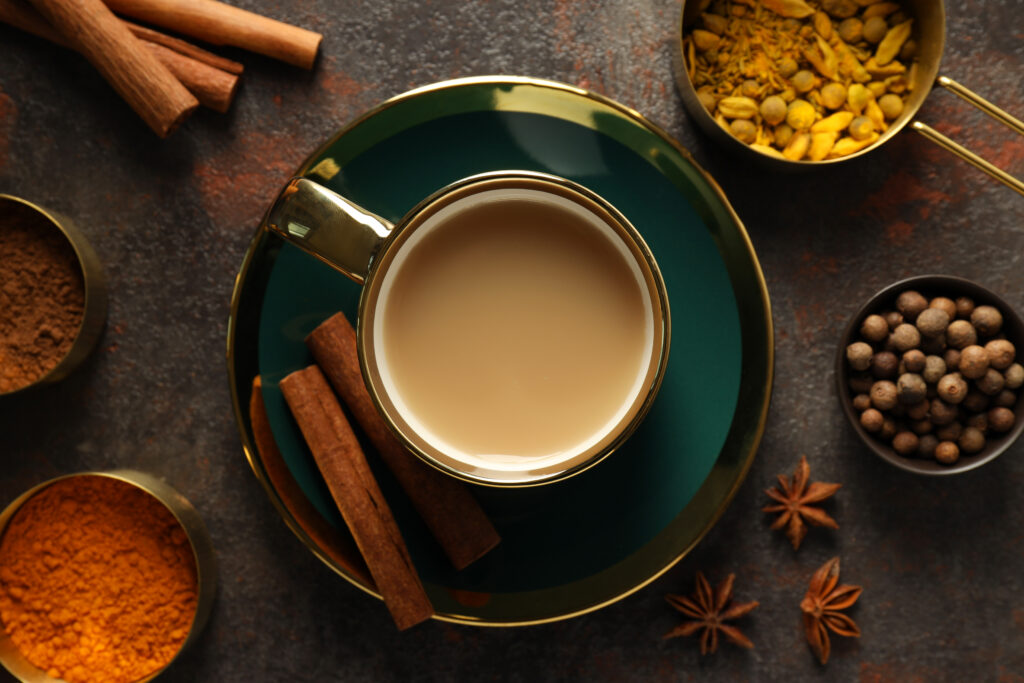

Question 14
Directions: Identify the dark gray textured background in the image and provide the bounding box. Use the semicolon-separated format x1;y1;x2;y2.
2;0;1024;680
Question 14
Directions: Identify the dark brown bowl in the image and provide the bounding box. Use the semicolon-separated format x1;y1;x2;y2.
836;275;1024;475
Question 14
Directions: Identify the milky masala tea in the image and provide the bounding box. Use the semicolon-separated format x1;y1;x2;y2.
361;179;669;484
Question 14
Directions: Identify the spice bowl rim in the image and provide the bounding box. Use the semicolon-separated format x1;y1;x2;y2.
0;470;218;683
0;194;108;399
835;274;1024;476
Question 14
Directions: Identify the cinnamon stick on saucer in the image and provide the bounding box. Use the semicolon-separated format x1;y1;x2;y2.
280;365;433;631
28;0;198;136
249;376;374;590
103;0;322;69
307;312;501;571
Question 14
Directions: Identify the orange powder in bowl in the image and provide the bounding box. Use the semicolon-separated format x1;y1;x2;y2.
0;475;199;683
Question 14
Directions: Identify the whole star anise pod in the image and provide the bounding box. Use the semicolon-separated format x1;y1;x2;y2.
763;455;841;549
800;556;862;665
664;572;759;655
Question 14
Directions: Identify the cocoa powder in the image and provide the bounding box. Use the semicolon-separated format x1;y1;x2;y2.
0;203;85;393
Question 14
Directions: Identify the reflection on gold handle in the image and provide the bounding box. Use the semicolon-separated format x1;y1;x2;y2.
912;77;1024;197
938;76;1024;137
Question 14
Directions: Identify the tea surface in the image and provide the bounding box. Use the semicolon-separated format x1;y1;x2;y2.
380;194;650;460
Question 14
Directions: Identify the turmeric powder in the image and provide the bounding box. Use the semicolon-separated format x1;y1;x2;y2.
0;475;198;683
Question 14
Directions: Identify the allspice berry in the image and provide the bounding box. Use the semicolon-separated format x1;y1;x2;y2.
846;342;873;371
988;406;1015;432
915;307;950;338
929;297;957;319
977;368;1006;396
936;373;968;404
860;408;884;432
860;314;889;342
966;412;988;431
896;373;927;404
852;393;872;411
955;296;975;319
896;290;928;321
922;355;946;384
902;349;926;373
891;323;921;352
906;399;930;420
946;320;977;349
935;440;960;465
1004;363;1024;389
880;417;897;440
929;398;958;425
958;345;989;379
994;389;1017;408
870;380;898;411
984;339;1015;370
883;310;904;330
962;390;990;413
971;305;1003;337
892;431;919;455
870;351;899;379
918;434;939;458
935;421;962;442
943;348;962;371
958;427;986;454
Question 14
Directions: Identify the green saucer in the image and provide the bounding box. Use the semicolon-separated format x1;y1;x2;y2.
227;77;773;625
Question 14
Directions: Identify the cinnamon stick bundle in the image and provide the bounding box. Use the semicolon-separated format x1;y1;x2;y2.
28;0;198;137
249;376;374;589
306;312;501;571
103;0;322;69
280;365;433;631
0;0;241;112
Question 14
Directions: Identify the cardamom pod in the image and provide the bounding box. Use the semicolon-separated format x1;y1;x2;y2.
813;11;832;39
808;131;839;161
751;144;787;159
717;96;760;119
783;132;812;160
829;132;880;158
862;2;900;19
865;57;907;77
811;111;855;133
762;0;815;19
692;29;721;52
875;20;913;66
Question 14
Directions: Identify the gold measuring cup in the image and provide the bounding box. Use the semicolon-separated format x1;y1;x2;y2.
675;0;1024;195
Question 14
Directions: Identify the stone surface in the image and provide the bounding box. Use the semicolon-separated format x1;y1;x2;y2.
1;0;1023;680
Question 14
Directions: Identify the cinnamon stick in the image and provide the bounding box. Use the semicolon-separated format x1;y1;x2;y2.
307;312;501;571
280;365;433;631
0;0;240;112
28;0;198;136
103;0;322;69
249;376;374;590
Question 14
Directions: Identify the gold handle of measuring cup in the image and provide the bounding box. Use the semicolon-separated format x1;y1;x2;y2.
912;76;1024;197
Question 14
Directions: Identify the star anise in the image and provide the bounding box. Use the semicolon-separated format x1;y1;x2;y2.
763;455;841;549
800;556;862;665
664;572;759;654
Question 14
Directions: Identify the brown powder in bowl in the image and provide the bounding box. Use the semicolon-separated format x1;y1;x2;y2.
0;202;85;393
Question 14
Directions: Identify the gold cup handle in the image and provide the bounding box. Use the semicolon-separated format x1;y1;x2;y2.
912;76;1024;197
265;177;395;284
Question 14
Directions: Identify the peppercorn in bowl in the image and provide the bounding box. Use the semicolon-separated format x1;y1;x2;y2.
836;276;1024;475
